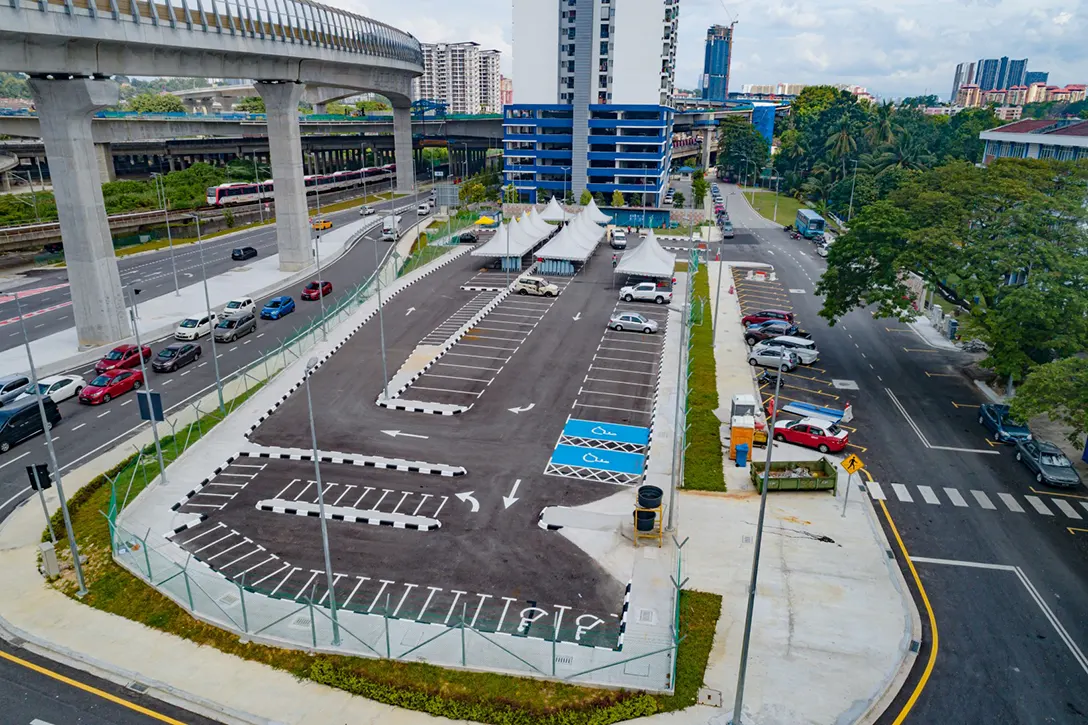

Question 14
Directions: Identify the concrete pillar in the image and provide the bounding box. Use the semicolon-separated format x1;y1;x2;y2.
701;128;713;169
1;171;10;192
314;102;327;115
392;105;415;193
256;81;310;272
94;143;116;184
29;78;130;348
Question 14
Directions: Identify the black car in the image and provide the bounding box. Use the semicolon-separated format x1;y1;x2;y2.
0;397;61;454
152;343;202;372
459;231;479;244
231;247;258;261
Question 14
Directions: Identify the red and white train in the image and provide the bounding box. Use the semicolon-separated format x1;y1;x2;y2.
205;164;396;206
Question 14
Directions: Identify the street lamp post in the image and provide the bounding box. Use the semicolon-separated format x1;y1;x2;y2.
731;366;787;725
126;287;167;485
847;159;859;222
253;154;265;225
151;173;181;296
14;292;86;596
773;174;780;223
303;357;340;646
373;240;391;401
191;214;226;414
313;230;327;341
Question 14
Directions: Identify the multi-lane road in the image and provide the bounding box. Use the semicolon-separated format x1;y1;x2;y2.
718;185;1088;724
0;188;429;524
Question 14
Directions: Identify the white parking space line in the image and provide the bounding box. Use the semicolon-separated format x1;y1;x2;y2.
585;377;652;388
234;555;277;578
435;362;502;372
459;343;519;352
943;488;968;507
574;401;650;415
1052;499;1081;519
589;365;655;377
917;485;940;505
581;389;652;401
411;386;482;396
194;530;236;554
891;484;913;503
971;490;996;510
179;522;226;543
866;480;886;500
598;346;658;356
1024;496;1053;515
267;566;299;595
998;493;1025;512
423;373;492;383
294;570;320;600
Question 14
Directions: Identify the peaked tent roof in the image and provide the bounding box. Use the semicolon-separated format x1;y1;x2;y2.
615;229;676;278
583;198;612;224
539;197;569;222
471;212;553;258
536;211;605;261
524;208;554;238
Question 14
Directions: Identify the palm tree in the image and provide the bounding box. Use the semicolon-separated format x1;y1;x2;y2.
824;114;857;177
800;166;834;206
864;101;899;148
877;131;936;173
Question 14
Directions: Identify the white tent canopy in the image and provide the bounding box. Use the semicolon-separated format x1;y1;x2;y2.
536;211;605;262
524;208;554;238
538;196;569;222
615;229;676;278
471;213;555;258
583;198;612;224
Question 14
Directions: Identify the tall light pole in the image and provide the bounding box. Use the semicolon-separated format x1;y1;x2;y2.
150;173;180;296
773;174;780;224
126;287;167;485
191;214;225;414
731;366;786;725
310;153;323;219
253;154;265;225
373;240;391;401
313;230;327;341
847;159;860;222
303;357;340;645
15;292;86;596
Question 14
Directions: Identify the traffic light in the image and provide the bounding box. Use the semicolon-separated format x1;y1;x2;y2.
26;463;52;491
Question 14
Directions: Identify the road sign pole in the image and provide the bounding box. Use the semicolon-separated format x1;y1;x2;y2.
841;470;853;517
32;466;56;544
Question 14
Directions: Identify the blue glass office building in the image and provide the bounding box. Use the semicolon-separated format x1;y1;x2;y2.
700;24;733;104
506;0;679;205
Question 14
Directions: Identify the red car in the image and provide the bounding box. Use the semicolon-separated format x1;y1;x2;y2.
78;369;144;405
773;417;848;453
95;344;152;374
741;309;795;327
301;280;332;300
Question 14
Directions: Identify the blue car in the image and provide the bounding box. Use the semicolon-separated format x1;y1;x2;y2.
260;296;295;320
978;403;1032;443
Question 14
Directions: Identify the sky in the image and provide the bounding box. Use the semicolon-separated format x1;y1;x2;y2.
335;0;1087;100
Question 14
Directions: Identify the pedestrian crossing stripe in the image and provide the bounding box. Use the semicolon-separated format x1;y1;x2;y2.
864;481;1088;519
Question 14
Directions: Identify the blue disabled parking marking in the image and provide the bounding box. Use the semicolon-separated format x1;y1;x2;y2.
550;445;645;475
563;419;650;446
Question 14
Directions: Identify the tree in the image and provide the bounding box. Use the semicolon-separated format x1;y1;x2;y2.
325;101;352;116
824;113;858;177
579;189;592;206
235;96;266;113
611;190;626;207
684;157;698;168
502;184;518;204
791;85;841;121
126;92;186;114
691;176;709;207
717;116;770;178
671;190;686;209
900;95;939;108
864;101;900;148
459;180;487;205
1009;358;1088;446
593;192;606;206
0;72;30;100
357;100;391;113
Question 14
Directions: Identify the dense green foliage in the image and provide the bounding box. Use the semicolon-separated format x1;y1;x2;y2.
611;190;625;207
125;92;186;114
458;168;502;205
235;96;265;113
0;72;29;99
1009;357;1088;443
763;86;1001;220
716;116;770;182
1021;100;1088;120
816;158;1088;388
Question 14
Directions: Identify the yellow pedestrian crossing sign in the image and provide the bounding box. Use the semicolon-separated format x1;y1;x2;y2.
842;454;865;474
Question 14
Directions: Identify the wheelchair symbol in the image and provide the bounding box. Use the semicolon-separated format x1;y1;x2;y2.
590;426;616;437
582;452;610;465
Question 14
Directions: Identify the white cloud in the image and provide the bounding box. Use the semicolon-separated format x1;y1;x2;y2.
328;0;1088;99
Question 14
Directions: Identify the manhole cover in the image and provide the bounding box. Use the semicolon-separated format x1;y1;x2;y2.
637;608;657;625
832;379;859;390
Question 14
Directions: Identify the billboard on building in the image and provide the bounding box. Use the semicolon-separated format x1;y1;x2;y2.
751;103;776;143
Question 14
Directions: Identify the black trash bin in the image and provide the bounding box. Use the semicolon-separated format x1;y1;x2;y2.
635;509;657;531
637;485;663;509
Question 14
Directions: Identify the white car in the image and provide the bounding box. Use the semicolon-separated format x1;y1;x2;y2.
359;205;377;216
610;229;627;250
416;203;429;216
609;312;659;334
513;276;559;297
222;297;255;318
175;312;219;341
18;375;85;404
619;282;672;305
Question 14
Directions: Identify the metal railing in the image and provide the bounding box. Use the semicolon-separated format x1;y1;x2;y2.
10;0;422;67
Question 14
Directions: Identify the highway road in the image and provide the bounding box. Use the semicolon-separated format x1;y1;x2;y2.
0;178;400;352
0;189;429;526
0;640;219;725
721;186;1088;724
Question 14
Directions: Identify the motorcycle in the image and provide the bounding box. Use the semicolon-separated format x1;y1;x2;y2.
783;225;794;234
789;231;802;240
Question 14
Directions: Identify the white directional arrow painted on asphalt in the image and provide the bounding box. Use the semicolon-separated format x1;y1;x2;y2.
381;430;429;439
508;403;535;414
502;479;522;509
405;307;416;315
184;272;194;278
455;491;480;513
572;312;582;321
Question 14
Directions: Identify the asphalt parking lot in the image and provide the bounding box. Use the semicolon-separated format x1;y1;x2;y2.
196;247;672;647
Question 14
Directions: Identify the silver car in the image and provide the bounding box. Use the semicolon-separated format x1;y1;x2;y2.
213;312;257;342
747;346;800;372
609;312;659;334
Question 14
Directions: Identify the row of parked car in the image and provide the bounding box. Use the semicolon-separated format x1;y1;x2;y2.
976;404;1082;487
712;185;735;239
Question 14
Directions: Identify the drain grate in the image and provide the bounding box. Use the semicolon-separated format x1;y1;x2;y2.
637;608;657;625
127;681;149;693
554;654;574;666
216;592;240;608
289;615;312;629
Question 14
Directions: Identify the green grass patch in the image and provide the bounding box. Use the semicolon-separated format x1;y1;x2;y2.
43;368;724;723
744;190;806;228
684;265;726;492
398;240;456;277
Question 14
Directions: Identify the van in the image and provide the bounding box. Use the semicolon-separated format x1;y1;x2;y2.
0;397;61;454
757;335;819;364
380;215;401;241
